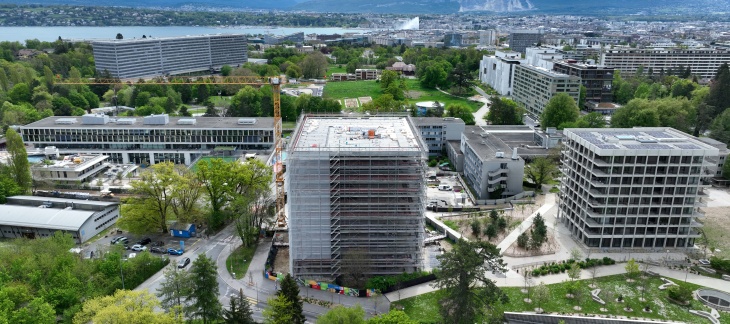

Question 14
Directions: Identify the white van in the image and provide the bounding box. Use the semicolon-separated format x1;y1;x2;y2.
438;184;452;191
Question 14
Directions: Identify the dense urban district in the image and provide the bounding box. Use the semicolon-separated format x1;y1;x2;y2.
2;7;730;324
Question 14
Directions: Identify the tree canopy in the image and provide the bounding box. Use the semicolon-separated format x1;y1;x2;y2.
4;127;31;193
446;103;475;125
434;239;508;323
540;93;579;130
486;96;522;125
73;290;177;324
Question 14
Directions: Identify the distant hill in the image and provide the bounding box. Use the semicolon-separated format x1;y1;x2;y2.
0;0;727;14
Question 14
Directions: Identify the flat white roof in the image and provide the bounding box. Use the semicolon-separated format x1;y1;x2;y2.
291;117;421;152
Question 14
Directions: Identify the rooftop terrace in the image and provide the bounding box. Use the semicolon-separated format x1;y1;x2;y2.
290;117;422;152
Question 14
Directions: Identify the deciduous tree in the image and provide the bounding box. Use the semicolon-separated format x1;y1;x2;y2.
366;309;417;324
317;304;366;324
446;103;475;125
625;258;640;281
524;157;557;190
156;264;192;315
73;290;176;324
118;162;181;233
540;93;579;130
5;128;31;193
532;282;550;313
434;239;508;323
486;96;522;125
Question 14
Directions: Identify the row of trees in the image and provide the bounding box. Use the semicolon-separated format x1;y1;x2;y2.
0;233;168;323
0;128;31;201
119;158;272;236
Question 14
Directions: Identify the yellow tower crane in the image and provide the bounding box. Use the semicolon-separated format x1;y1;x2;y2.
56;75;288;228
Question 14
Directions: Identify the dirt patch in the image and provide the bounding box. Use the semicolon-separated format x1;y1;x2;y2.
699;188;730;259
406;90;424;99
273;247;290;275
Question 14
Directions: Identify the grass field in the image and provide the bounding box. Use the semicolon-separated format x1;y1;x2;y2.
323;79;482;112
393;274;730;324
226;244;257;280
327;64;347;74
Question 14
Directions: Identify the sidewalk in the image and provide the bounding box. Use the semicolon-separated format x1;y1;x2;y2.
216;236;392;318
472;86;491;126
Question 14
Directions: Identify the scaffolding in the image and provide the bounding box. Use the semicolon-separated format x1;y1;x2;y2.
287;116;427;280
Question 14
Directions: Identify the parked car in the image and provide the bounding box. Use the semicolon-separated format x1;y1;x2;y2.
137;237;152;245
152;241;165;247
110;236;124;244
128;253;137;259
131;244;147;252
150;247;165;254
112;237;128;245
177;257;191;268
167;248;183;256
438;184;452;191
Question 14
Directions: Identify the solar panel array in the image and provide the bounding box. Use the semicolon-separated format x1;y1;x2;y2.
642;131;676;138
623;144;673;150
675;144;703;150
596;144;620;149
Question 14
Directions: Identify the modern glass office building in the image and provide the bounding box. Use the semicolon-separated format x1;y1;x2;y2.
20;115;274;165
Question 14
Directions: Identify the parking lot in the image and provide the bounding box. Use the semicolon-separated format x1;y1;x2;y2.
82;227;202;261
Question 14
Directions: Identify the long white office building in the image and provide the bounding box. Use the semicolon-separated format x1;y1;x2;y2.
20;114;274;166
600;48;730;80
92;34;247;79
559;128;717;249
478;50;526;96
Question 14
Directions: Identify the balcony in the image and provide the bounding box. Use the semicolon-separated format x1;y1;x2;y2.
487;175;507;184
593;158;611;166
589;189;609;197
590;179;609;187
488;168;509;177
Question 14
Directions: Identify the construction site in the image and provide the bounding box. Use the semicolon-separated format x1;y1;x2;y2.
286;116;427;282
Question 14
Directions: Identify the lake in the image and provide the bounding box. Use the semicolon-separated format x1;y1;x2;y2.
0;26;373;42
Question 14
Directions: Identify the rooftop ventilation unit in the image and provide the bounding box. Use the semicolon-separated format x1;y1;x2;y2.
496;151;505;158
143;114;169;125
117;118;137;125
637;137;657;143
82;114;109;125
178;118;197;125
55;118;77;125
238;118;257;125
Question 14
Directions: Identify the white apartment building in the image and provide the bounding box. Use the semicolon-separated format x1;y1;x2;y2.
461;126;525;201
600;48;730;80
478;50;526;96
92;34;247;79
525;47;564;70
20;114;274;166
559;128;718;249
31;154;109;186
411;117;466;156
512;65;581;118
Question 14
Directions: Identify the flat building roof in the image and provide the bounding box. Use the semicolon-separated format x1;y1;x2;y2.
290;116;422;152
567;128;719;153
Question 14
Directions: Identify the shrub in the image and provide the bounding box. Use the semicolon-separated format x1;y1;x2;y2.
603;257;615;265
710;257;730;273
541;269;549;276
532;269;541;277
667;285;692;304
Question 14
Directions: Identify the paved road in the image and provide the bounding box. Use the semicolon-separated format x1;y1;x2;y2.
472;86;491;126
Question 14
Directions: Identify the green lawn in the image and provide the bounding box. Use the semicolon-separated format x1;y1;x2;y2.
393;274;730;324
327;64;348;74
225;244;257;280
323;79;482;112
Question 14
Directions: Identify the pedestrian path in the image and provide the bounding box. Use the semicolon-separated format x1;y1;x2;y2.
496;193;556;252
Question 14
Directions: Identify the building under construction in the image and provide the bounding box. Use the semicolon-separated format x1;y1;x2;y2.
287;116;426;281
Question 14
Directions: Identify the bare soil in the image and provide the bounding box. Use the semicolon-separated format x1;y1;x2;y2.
273;247;290;275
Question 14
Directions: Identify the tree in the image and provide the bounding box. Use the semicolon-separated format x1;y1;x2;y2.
179;105;191;117
73;290;176;324
570;248;583;262
625;258;640;281
567;263;582;282
517;232;530;249
434;239;508;323
8;83;31;104
221;65;232;76
223;289;255;324
299;52;328;79
446;103;475;125
540;93;579;130
561;112;607;129
366;309;417;324
317;304;366;324
279;273;305;324
470;219;481;236
578;85;587;108
610;98;660;128
285;64;302;79
710;109;730;145
229;86;262;117
118;162;181;233
524;157;557;191
263;295;293;324
723;156;730;180
156;264;192;315
667;285;692;304
187;255;222;324
486;96;522;125
484;223;497;240
418;60;451;89
116;33;123;39
380;70;399;90
532;282;550;313
447;63;473;96
706;63;730;117
5;128;31;193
